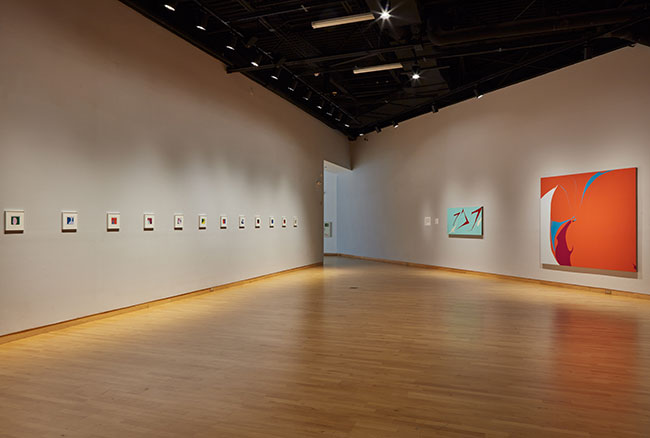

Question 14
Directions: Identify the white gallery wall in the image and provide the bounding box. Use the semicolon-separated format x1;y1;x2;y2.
323;170;338;254
0;0;349;336
337;45;650;294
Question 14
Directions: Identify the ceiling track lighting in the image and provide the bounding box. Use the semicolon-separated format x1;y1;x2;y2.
353;63;403;75
163;1;178;11
225;34;237;51
196;15;209;31
411;66;421;80
344;123;351;128
311;12;375;29
316;98;324;110
474;87;483;99
375;126;382;133
288;79;298;92
270;67;281;80
379;2;391;20
325;105;334;116
335;112;343;122
392;121;399;128
251;54;263;67
303;90;313;101
431;103;438;113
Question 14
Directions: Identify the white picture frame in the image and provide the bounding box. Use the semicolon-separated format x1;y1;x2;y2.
293;216;298;228
269;216;275;228
107;213;120;231
220;215;228;229
174;214;184;230
198;215;207;230
61;211;78;232
144;214;155;231
282;216;287;228
255;216;261;228
239;215;246;229
4;210;25;233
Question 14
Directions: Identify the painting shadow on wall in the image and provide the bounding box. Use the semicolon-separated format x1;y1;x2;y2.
542;264;638;279
449;234;483;239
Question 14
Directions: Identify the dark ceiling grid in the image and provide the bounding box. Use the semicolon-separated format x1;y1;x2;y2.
119;0;650;139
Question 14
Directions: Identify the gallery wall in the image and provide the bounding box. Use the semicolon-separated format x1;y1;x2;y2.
337;45;650;294
323;170;338;254
0;0;349;336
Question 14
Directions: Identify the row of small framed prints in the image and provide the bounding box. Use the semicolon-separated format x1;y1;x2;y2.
3;210;298;233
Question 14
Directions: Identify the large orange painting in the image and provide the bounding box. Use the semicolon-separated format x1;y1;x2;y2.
540;168;637;272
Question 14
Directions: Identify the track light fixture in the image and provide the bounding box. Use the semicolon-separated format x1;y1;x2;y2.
303;90;313;101
474;87;483;99
163;1;178;11
196;15;208;31
344;123;350;128
326;105;334;116
335;112;343;122
288;79;298;92
316;98;324;110
270;67;281;80
251;54;263;67
375;126;382;133
225;35;237;51
379;2;391;20
393;121;399;128
431;103;438;113
411;66;421;80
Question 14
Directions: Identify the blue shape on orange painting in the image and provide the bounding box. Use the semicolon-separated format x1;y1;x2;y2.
550;219;572;252
581;170;611;203
554;221;574;266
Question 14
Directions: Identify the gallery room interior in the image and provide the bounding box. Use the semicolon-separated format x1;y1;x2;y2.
1;0;649;436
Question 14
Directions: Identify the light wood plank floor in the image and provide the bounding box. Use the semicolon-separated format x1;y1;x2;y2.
1;257;650;438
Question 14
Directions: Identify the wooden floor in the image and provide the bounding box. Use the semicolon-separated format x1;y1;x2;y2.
1;257;650;438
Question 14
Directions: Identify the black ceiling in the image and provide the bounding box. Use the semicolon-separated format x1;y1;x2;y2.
120;0;649;139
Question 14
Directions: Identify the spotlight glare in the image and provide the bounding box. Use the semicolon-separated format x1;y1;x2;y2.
196;25;206;31
380;10;391;20
164;4;175;11
411;72;420;80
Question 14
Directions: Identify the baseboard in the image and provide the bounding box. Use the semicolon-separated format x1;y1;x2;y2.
0;262;323;346
333;253;648;300
323;253;341;256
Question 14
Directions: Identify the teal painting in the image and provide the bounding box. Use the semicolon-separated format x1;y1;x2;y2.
447;206;483;236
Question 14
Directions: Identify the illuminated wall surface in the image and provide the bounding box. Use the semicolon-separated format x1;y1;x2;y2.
540;168;637;272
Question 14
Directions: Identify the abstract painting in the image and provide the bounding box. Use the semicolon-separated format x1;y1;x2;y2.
144;214;155;231
540;167;637;272
220;215;228;229
239;215;246;229
447;207;483;236
5;210;25;232
199;215;207;230
61;212;78;232
255;216;261;228
107;213;120;231
269;216;275;228
174;215;184;230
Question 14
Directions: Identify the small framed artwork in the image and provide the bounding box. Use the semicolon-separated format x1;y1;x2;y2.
269;216;275;228
255;216;261;228
174;214;184;230
239;215;246;229
143;214;155;231
198;215;207;230
61;211;78;232
293;216;298;228
4;210;25;233
282;216;287;228
107;213;120;231
220;215;228;229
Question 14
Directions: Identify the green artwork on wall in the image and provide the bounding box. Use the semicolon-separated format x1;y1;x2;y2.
447;206;483;236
